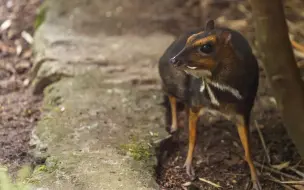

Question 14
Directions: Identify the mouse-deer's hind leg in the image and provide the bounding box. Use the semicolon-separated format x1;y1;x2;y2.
235;114;262;190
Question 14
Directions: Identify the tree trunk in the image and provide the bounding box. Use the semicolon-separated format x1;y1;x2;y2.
249;0;304;158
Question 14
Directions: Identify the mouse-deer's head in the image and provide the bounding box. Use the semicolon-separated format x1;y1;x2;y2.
170;20;233;78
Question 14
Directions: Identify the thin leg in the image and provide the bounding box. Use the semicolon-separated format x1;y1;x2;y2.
236;115;262;190
183;107;200;180
168;96;178;133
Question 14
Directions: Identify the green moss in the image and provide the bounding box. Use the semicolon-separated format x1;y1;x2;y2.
118;130;163;163
16;166;32;182
35;157;59;174
120;141;152;161
36;165;48;173
0;165;32;190
34;1;48;31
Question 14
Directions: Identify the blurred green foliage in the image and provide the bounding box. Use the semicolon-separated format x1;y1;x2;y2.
0;165;32;190
34;1;48;31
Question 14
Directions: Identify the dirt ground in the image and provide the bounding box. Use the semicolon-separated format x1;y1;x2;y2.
0;0;304;189
157;82;302;190
155;1;304;190
0;0;42;173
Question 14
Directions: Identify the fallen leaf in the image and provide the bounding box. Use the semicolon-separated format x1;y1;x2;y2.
182;182;192;187
199;178;222;188
22;49;32;59
0;20;12;31
293;185;304;190
6;1;13;9
16;44;22;56
271;161;290;170
0;41;15;54
23;78;30;87
60;106;65;112
21;31;33;44
15;60;31;74
7;28;18;39
269;97;277;106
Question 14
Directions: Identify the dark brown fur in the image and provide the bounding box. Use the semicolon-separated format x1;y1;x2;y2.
158;21;261;189
158;26;259;123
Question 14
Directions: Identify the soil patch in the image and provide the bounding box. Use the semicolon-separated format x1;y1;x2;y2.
0;0;42;174
156;1;304;189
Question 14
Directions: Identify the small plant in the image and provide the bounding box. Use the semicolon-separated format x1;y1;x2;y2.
34;1;48;30
120;141;152;161
0;166;31;190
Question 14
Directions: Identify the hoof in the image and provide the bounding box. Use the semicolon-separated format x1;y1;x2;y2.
183;162;196;181
252;180;262;190
166;125;178;134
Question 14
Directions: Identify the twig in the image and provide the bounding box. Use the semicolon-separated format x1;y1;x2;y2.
254;161;301;181
294;160;303;168
287;20;304;38
267;175;296;190
281;181;304;185
289;34;304;60
181;181;192;190
291;40;304;54
237;4;252;18
288;167;304;179
200;0;212;23
254;121;271;164
294;49;304;59
298;61;304;69
198;177;222;188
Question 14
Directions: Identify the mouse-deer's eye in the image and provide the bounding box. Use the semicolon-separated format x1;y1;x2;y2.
198;43;213;54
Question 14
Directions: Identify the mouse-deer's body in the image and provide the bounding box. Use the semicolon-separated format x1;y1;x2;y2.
158;20;261;190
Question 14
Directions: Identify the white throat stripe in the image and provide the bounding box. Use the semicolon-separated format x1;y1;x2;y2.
200;78;243;106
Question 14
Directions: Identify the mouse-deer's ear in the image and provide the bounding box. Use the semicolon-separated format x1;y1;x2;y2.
220;31;232;46
205;19;215;31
